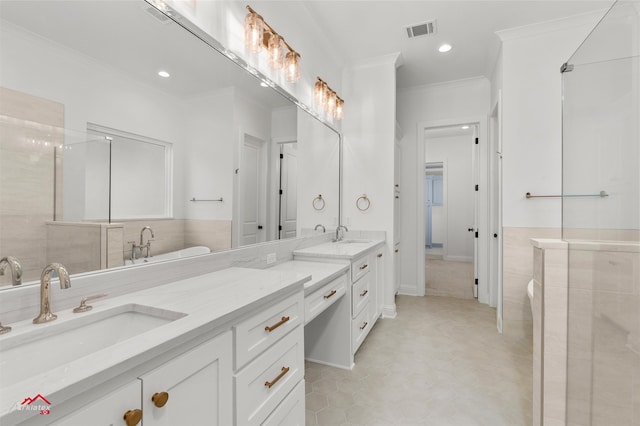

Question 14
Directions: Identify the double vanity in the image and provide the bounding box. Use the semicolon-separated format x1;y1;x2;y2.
0;237;385;425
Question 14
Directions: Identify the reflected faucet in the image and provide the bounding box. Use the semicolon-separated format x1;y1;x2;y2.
0;256;22;285
33;263;71;324
314;224;326;233
139;226;155;258
335;225;349;241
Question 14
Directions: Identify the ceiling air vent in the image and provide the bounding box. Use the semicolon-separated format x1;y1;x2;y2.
405;20;437;38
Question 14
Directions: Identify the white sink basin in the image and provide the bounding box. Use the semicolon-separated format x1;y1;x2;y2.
0;304;186;387
336;239;372;244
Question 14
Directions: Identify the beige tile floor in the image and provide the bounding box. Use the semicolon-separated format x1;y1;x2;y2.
304;295;533;426
425;256;475;299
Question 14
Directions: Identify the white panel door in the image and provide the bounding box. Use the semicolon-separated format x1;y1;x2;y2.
240;135;265;246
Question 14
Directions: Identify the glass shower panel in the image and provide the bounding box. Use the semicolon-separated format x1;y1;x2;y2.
562;1;639;425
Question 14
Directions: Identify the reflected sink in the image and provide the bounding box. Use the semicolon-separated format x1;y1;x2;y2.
336;239;372;244
0;304;186;387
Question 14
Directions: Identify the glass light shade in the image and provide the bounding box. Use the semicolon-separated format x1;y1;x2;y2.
284;51;300;83
335;98;344;120
326;90;337;117
245;11;264;53
268;33;285;69
314;80;327;108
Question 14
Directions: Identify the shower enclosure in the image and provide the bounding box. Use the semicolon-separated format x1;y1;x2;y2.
562;1;639;424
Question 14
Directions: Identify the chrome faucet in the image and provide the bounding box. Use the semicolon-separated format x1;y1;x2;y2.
0;256;22;285
335;225;349;241
314;224;326;233
139;226;155;258
33;263;71;324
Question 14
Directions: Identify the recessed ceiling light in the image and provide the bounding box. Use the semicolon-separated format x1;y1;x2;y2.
438;44;452;53
158;70;170;78
461;125;470;130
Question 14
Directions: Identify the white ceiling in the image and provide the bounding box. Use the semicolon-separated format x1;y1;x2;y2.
302;1;613;88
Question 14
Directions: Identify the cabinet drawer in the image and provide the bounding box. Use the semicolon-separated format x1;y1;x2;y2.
235;326;304;426
351;302;371;353
305;273;347;324
351;273;371;318
261;380;306;426
351;254;371;282
235;291;303;369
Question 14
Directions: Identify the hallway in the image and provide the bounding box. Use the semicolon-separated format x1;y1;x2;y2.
305;295;533;425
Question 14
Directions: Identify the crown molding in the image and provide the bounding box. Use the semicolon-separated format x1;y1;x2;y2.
496;8;608;42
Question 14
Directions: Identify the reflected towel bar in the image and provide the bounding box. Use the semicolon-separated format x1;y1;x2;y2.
525;191;608;199
190;197;223;202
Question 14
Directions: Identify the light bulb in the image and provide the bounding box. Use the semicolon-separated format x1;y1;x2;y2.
284;51;300;83
268;33;284;69
245;11;264;53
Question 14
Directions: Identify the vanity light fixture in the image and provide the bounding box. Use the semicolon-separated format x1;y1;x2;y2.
244;5;301;83
158;70;170;78
438;43;452;53
314;77;344;121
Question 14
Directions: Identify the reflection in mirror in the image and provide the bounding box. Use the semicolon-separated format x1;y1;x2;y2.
0;0;340;287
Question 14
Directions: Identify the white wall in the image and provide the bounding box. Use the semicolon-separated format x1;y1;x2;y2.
397;77;490;298
498;15;603;228
342;54;399;316
425;134;474;261
296;110;340;232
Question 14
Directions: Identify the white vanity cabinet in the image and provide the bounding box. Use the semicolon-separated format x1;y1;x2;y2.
48;331;233;426
351;253;373;353
140;331;233;426
234;292;305;426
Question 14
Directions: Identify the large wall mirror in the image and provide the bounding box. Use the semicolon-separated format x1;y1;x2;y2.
0;0;340;287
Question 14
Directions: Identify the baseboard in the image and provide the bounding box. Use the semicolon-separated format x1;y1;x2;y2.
305;357;354;371
382;304;397;318
398;285;418;296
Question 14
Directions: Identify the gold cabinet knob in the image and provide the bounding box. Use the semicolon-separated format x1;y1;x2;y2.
152;391;169;408
123;409;142;426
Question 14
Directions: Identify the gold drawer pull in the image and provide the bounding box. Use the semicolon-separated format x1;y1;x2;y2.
324;289;337;299
359;321;368;330
152;391;169;408
265;366;290;389
360;289;368;297
359;264;368;270
123;409;142;426
265;316;290;332
377;253;383;258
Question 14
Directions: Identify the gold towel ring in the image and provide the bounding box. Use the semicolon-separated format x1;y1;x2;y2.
312;194;325;211
356;194;371;211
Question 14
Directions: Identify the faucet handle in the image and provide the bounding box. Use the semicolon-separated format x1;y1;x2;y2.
73;293;108;313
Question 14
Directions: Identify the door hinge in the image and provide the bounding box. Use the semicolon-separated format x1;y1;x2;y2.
474;278;478;285
279;153;284;159
475;231;478;238
279;225;282;231
279;189;283;195
475;137;479;145
475;184;479;191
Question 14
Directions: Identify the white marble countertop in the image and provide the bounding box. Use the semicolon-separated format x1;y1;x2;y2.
0;267;309;424
266;260;349;295
293;239;385;260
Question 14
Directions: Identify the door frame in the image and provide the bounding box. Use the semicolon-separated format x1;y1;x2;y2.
416;116;489;301
489;91;504;331
233;131;267;247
